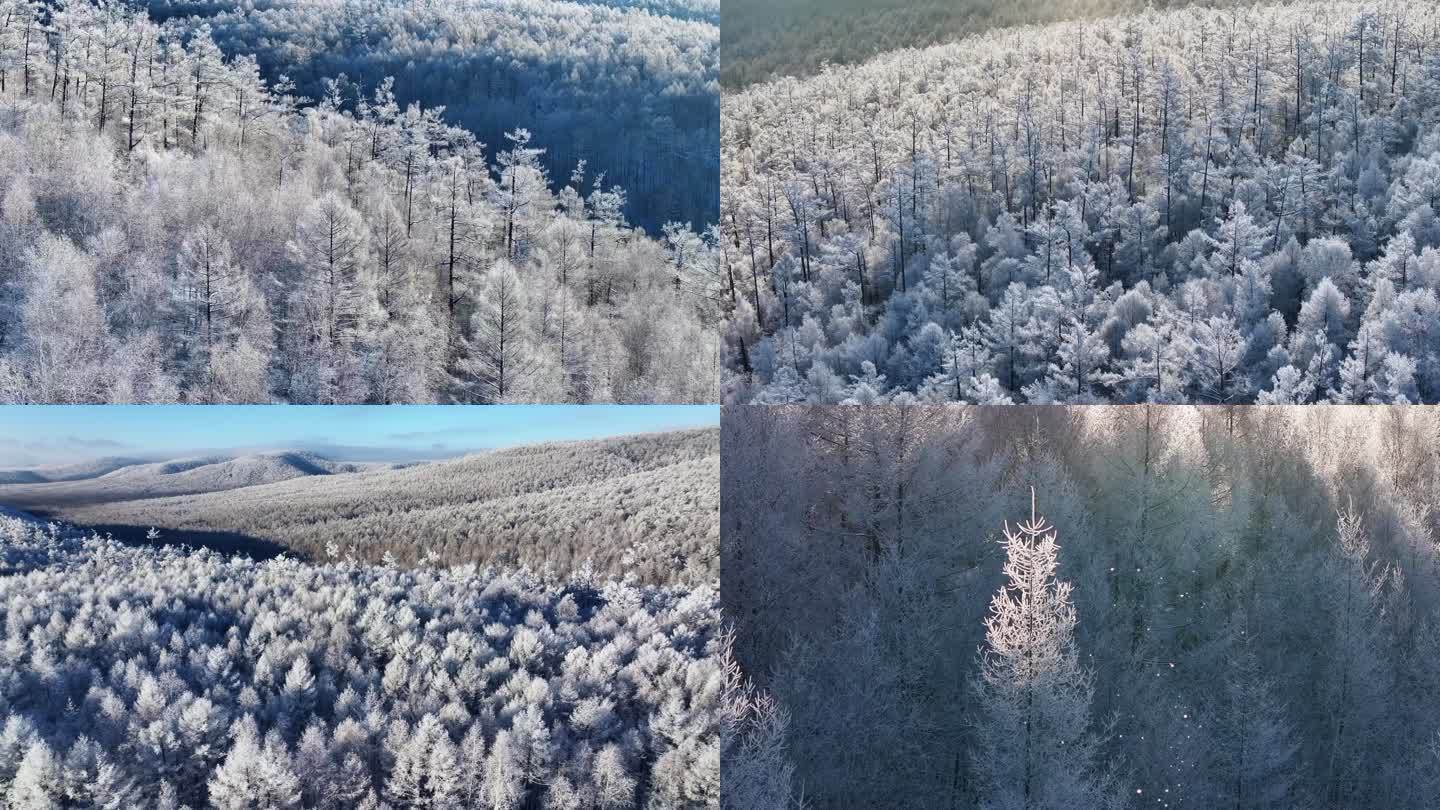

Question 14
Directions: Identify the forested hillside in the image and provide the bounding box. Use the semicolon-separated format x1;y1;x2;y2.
722;2;1440;405
720;0;1245;88
0;0;719;405
0;514;721;807
15;428;720;583
723;405;1440;808
141;0;720;234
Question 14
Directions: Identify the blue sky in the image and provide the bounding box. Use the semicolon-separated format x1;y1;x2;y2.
0;406;718;467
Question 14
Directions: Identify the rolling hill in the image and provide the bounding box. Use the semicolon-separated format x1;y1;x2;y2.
0;457;149;485
0;452;399;509
4;429;720;583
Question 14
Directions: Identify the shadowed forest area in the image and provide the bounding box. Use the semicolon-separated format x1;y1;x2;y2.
721;0;1246;88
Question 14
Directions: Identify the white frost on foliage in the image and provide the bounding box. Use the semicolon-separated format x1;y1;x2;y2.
0;515;720;808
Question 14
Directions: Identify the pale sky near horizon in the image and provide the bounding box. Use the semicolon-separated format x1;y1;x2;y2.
0;405;719;467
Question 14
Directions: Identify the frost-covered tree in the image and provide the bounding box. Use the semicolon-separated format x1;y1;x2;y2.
4;235;123;402
1187;316;1249;403
0;0;717;404
720;639;804;810
459;261;533;402
208;717;302;809
1215;623;1299;810
0;489;720;809
972;489;1113;810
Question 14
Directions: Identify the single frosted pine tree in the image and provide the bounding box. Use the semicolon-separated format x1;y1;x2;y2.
972;488;1116;810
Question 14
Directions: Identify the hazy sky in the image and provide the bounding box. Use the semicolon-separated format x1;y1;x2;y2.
0;406;719;467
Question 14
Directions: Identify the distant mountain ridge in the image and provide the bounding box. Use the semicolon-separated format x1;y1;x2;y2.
0;452;402;510
0;457;150;485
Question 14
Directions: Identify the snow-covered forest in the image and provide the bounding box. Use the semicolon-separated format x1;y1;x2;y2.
0;0;720;404
721;2;1440;405
722;405;1440;808
1;428;719;583
140;0;720;233
0;510;721;808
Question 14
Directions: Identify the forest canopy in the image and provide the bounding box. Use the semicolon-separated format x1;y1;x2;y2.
0;0;721;404
0;512;721;808
145;0;721;233
721;1;1440;405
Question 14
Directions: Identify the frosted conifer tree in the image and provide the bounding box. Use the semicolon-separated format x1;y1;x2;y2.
8;741;61;808
1216;621;1299;809
208;715;302;809
720;639;805;810
972;489;1114;810
1320;506;1387;807
482;731;524;810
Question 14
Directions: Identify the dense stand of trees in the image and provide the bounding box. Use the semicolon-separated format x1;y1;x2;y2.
142;0;720;233
722;2;1440;405
0;0;719;404
0;512;720;808
722;404;1440;808
7;429;721;584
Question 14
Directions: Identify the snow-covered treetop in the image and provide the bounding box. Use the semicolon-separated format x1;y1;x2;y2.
721;1;1440;405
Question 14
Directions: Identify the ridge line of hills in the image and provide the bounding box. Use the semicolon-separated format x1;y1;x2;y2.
0;451;409;507
0;427;720;582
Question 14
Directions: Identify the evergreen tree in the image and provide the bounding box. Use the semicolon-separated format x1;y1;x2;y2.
972;489;1114;810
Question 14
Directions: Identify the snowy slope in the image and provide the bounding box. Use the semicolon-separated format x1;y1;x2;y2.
0;457;149;485
0;452;400;510
36;429;721;582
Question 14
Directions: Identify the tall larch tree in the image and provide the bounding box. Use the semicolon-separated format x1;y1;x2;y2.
972;488;1115;810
